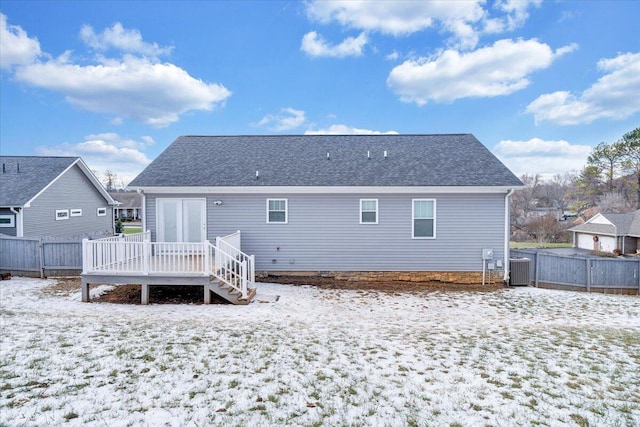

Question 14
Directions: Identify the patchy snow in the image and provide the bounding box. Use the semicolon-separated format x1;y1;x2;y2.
1;277;639;426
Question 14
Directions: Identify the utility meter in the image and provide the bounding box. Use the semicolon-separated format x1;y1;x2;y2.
482;249;494;260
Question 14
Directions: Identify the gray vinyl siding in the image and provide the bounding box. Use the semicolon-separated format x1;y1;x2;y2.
22;165;113;238
145;192;506;272
0;208;17;236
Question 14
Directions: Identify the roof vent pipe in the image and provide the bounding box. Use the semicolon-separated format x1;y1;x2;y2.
367;150;370;159
17;163;20;172
327;152;330;160
2;163;4;173
256;170;259;179
383;150;388;159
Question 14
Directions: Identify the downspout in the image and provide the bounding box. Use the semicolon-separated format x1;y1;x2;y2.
503;189;515;285
9;207;23;237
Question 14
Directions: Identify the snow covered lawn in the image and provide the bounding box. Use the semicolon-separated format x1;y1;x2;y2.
1;278;639;426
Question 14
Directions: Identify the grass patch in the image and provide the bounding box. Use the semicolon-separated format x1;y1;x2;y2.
510;241;572;249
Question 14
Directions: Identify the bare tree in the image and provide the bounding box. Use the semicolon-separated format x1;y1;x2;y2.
510;173;542;230
595;192;632;214
526;214;570;243
103;170;118;191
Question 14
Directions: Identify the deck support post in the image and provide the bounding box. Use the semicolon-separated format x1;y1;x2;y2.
141;283;149;305
82;280;90;302
204;284;211;304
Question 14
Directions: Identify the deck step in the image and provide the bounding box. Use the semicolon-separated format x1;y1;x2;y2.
206;278;255;305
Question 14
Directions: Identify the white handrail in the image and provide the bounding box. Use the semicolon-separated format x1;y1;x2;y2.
208;242;248;299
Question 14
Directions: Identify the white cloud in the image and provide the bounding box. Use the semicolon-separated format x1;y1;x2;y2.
492;0;543;32
493;138;592;177
386;51;399;61
526;52;640;125
305;1;483;40
304;0;541;50
80;23;173;58
36;134;152;186
387;39;575;105
304;124;398;135
1;17;230;126
301;31;367;58
0;13;41;69
15;55;231;127
256;107;307;131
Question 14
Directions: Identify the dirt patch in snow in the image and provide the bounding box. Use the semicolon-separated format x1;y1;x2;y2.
261;274;506;293
41;277;82;296
47;276;504;305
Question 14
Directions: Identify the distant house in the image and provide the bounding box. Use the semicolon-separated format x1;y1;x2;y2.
126;134;523;284
109;191;142;221
569;210;640;254
0;156;117;238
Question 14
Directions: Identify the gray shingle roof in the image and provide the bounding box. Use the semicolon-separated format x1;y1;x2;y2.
569;210;640;236
0;156;78;206
108;191;142;208
129;134;523;188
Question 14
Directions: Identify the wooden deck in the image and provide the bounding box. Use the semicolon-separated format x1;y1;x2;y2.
82;231;256;305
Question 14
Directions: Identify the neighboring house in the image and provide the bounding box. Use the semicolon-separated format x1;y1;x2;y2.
569;210;640;254
109;191;142;221
0;156;117;238
127;134;523;283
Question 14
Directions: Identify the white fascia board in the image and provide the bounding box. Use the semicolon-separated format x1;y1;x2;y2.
129;185;522;194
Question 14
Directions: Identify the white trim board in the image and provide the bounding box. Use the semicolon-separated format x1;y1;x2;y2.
130;185;521;194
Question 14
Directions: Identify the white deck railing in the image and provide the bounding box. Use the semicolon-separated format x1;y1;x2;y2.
217;230;255;289
82;231;254;299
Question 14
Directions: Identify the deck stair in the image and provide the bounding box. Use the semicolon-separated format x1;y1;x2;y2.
207;278;256;305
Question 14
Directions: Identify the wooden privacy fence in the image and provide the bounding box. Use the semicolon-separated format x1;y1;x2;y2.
0;235;83;277
511;249;640;293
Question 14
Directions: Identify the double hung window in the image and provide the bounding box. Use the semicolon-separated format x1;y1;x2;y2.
412;199;435;238
267;199;288;223
360;199;378;224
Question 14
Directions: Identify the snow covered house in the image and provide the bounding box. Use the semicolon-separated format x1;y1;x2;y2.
569;210;640;254
0;156;117;238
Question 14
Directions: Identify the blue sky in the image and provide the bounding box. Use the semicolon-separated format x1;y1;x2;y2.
1;1;639;185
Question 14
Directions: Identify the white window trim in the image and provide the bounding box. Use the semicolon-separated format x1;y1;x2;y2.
412;198;436;239
0;214;14;227
97;207;107;217
359;198;378;224
56;209;69;221
266;198;288;224
70;209;82;217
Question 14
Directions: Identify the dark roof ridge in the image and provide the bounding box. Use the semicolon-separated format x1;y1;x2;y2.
178;133;472;138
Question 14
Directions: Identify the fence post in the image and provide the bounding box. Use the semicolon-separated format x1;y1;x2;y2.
587;257;592;292
534;251;540;287
38;238;45;279
586;257;591;292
